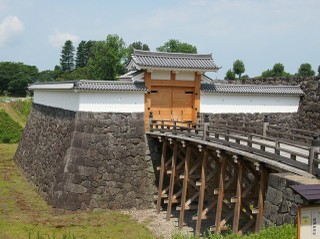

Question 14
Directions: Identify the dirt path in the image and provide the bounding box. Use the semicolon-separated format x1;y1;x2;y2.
0;102;25;127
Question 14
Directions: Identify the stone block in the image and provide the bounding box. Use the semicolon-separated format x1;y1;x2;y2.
266;186;283;206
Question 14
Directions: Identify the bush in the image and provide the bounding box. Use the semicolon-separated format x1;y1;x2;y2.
0;109;23;143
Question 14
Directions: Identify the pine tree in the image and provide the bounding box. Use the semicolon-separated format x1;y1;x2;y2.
60;40;75;72
75;41;86;68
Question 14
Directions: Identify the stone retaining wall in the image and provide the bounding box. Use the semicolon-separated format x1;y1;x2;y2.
263;173;320;226
14;104;157;211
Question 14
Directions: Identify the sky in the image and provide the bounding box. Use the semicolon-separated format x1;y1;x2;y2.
0;0;319;79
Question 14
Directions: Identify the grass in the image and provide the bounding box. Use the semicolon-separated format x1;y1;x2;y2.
0;109;23;143
172;224;297;239
0;98;31;127
0;144;155;239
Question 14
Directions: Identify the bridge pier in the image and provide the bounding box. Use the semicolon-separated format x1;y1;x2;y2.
154;137;270;237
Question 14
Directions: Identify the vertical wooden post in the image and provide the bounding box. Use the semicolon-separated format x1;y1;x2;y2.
156;140;167;213
178;146;191;229
262;115;269;137
233;160;243;233
255;167;268;232
149;111;153;132
203;114;209;141
309;133;320;174
166;141;178;221
195;148;208;238
215;154;227;234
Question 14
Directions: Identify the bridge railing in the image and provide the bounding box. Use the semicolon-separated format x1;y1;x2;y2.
148;114;320;176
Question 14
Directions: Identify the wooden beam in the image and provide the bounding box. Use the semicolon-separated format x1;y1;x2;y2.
195;148;208;238
157;140;167;213
215;154;227;234
178;146;191;229
166;141;178;221
255;167;268;232
233;160;243;234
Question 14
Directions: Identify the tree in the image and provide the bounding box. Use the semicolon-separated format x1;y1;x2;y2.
126;41;150;63
261;63;290;78
297;63;315;77
75;41;86;68
272;63;284;76
38;66;62;82
318;65;320;76
88;34;127;80
156;39;197;53
233;60;245;79
60;40;75;72
225;69;236;80
0;62;38;96
75;40;95;68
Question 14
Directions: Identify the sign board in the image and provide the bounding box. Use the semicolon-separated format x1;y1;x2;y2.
298;205;320;239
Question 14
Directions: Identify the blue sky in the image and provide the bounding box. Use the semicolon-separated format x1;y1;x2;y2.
0;0;319;79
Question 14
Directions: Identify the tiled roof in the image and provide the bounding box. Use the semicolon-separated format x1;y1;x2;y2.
128;50;220;72
201;83;304;96
29;80;147;92
74;80;147;92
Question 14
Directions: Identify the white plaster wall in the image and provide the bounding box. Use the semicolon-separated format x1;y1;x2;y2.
176;72;195;81
79;92;144;113
200;94;300;113
151;71;170;80
33;90;79;111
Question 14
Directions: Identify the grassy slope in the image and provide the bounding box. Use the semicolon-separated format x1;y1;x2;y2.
0;99;31;127
0;144;154;239
0;110;23;143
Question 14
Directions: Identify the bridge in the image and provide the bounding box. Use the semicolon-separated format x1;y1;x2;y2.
146;113;320;237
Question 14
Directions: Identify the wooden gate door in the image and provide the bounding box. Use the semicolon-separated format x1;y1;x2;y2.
150;87;172;121
150;86;194;122
172;87;194;122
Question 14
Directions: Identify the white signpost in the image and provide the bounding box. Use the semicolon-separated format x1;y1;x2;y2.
298;205;320;239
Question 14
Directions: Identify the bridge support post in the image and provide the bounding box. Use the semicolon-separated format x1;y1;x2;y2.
178;146;191;229
262;115;269;137
156;139;167;213
308;133;320;174
214;151;227;234
166;141;178;221
255;166;268;232
233;159;243;234
195;147;208;238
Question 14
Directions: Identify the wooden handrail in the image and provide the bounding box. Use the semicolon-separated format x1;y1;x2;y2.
148;119;320;176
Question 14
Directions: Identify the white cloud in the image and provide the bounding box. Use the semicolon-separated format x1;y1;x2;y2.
48;29;79;47
0;16;24;47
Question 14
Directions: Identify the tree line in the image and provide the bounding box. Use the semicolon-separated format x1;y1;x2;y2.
225;60;318;80
0;34;319;96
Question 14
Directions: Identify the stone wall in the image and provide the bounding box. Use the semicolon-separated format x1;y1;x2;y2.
14;104;75;205
263;173;320;226
14;104;158;211
211;76;320;131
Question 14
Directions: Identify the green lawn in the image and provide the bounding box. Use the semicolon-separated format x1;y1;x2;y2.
0;144;155;239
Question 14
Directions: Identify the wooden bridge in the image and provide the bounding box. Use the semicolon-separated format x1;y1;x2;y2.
146;113;320;237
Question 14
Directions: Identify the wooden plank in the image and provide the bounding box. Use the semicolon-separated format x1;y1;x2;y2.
178;146;191;229
195;148;208;238
166;141;178;221
215;154;227;234
157;140;167;213
255;167;268;232
233;160;243;233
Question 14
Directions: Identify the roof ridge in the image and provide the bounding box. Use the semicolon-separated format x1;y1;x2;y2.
212;83;301;88
133;49;212;59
